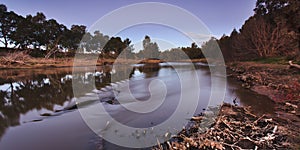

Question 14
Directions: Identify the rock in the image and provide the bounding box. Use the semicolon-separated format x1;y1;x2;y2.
40;113;52;116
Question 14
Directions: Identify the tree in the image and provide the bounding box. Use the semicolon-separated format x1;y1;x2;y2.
31;12;47;49
216;29;239;61
182;42;203;59
79;32;93;52
141;35;160;58
215;0;299;61
103;37;125;57
61;25;86;52
86;31;109;52
0;5;19;48
121;38;134;59
143;35;151;49
201;37;220;59
43;20;67;59
12;15;35;49
234;16;297;58
45;20;63;46
254;0;299;58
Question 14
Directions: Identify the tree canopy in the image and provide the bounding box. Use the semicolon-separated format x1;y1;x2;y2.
0;4;135;58
217;0;299;61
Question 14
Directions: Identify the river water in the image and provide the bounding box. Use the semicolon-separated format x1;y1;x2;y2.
0;63;274;150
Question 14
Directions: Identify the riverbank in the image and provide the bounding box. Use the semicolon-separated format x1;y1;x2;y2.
154;60;300;149
0;53;115;69
1;52;299;149
154;103;294;149
0;52;208;69
227;61;300;124
227;61;300;148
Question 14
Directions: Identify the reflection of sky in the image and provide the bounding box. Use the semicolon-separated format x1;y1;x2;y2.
0;83;21;91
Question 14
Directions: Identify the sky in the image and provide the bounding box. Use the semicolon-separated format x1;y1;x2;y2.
1;0;256;51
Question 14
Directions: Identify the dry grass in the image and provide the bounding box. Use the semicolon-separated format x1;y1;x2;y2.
0;51;32;65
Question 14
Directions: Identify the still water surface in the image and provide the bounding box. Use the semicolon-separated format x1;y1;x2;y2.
0;63;274;150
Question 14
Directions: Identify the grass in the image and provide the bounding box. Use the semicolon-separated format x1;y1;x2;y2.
252;57;288;64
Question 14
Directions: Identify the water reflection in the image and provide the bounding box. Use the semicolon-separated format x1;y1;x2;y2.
0;66;117;140
0;63;275;148
0;68;73;139
0;64;170;140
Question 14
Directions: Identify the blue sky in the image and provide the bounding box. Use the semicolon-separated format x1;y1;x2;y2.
1;0;256;50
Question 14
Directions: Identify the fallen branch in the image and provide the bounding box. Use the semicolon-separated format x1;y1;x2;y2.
1;51;30;65
288;61;300;69
153;103;290;150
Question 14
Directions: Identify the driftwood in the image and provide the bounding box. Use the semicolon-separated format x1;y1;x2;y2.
289;61;300;69
154;103;290;150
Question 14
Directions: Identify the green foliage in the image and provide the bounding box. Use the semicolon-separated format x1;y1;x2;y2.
0;4;87;54
159;43;204;61
139;35;160;59
0;6;19;48
201;37;222;59
182;42;203;59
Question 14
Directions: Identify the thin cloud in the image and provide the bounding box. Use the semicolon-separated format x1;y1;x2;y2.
186;32;212;43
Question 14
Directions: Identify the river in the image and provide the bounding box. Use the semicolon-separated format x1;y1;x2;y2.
0;63;274;150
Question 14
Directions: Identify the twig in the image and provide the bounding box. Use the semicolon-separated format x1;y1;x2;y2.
156;138;163;150
221;119;234;130
222;142;242;150
254;114;265;124
289;61;300;69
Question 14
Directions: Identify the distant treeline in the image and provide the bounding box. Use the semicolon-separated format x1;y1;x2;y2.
0;0;299;61
0;3;204;60
0;4;203;59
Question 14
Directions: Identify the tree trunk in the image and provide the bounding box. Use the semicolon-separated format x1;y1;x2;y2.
4;37;8;48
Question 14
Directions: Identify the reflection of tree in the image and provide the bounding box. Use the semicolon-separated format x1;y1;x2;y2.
136;63;160;78
0;66;140;140
0;71;74;140
0;64;164;140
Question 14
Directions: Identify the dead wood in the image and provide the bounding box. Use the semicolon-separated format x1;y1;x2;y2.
289;61;300;69
153;103;291;150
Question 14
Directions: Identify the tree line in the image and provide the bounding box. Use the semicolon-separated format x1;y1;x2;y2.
0;4;85;51
0;4;201;60
217;0;299;61
0;4;136;58
2;0;298;61
0;4;203;60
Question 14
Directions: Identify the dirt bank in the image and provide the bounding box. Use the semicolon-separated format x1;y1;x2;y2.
0;55;130;69
227;61;300;149
227;61;300;101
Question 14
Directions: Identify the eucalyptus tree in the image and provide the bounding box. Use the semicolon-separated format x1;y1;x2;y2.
0;4;19;48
